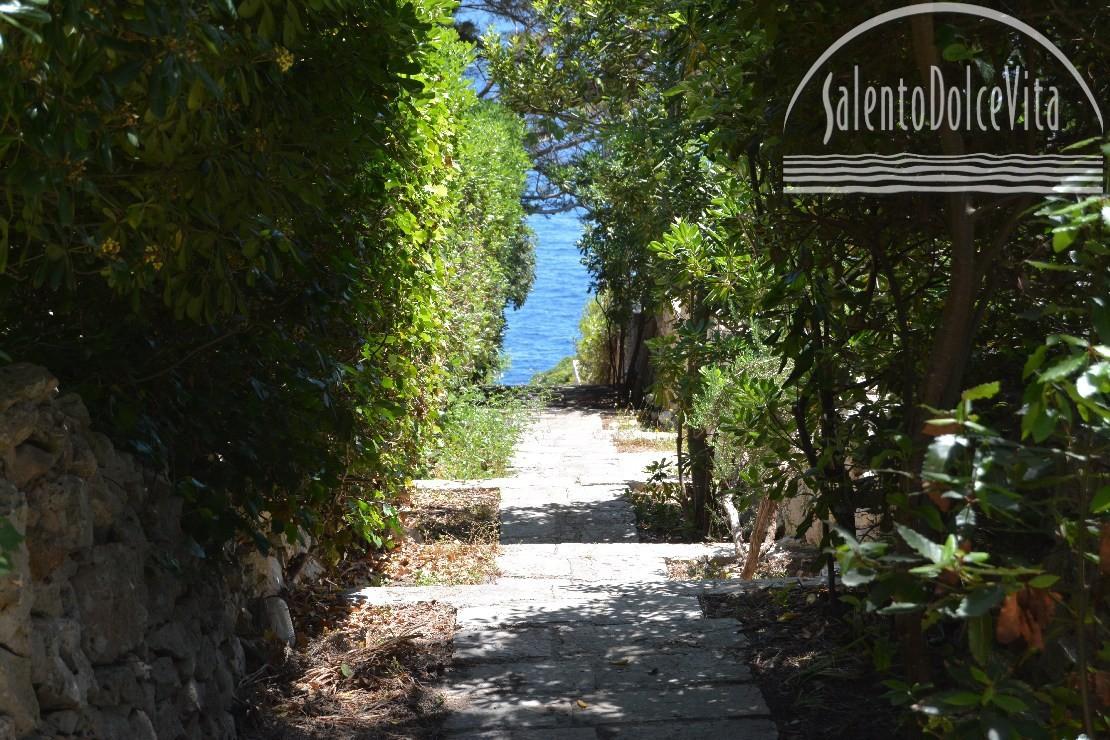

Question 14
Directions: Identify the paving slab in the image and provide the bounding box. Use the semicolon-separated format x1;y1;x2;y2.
442;683;770;731
365;393;777;738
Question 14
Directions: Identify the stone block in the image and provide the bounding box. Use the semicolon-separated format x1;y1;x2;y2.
0;482;30;656
454;627;556;664
0;364;57;414
147;622;191;660
0;402;36;454
25;475;92;580
65;433;98;480
243;550;284;598
0;646;38;735
72;543;148;664
53;394;90;429
41;709;80;735
3;443;55;489
30;572;75;619
139;489;182;545
260;597;295;646
30;618;95;711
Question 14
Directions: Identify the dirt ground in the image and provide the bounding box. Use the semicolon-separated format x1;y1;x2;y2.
703;584;903;740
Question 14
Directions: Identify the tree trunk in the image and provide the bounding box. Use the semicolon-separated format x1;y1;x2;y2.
742;497;778;580
687;426;712;535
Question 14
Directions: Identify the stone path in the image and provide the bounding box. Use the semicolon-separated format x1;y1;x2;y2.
356;394;778;738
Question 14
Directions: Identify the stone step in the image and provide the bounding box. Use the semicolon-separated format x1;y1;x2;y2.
453;619;744;665
443;651;753;696
441;683;771;732
451;718;779;739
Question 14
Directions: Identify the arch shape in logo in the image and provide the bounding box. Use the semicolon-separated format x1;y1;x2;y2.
782;3;1105;195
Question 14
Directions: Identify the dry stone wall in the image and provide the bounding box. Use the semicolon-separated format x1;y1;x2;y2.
0;364;300;739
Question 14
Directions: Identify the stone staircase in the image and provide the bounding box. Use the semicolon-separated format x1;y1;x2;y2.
355;399;778;738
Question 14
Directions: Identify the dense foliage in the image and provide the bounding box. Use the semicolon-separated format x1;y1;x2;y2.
0;0;533;555
483;0;1109;735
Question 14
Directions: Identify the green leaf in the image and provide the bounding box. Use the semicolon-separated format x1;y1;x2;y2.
897;524;943;563
1040;353;1085;382
942;691;983;706
1023;346;1047;379
1052;228;1077;252
956;584;1005;618
942;43;974;62
0;517;23;551
238;0;263;18
1028;574;1059;588
968;614;992;665
1092;486;1110;514
990;694;1028;713
962;381;1000;403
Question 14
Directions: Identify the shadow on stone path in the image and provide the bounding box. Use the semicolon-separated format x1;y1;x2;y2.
356;386;777;738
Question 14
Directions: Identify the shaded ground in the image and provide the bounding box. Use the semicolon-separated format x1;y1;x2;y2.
666;540;824;580
375;487;501;587
239;487;503;738
239;601;455;739
703;585;902;740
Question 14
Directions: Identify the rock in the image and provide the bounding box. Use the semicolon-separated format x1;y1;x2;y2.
85;431;116;470
147;622;191;661
65;433;98;480
243;550;284;598
151;701;186;740
211;660;234;700
181;678;203;714
222;637;245;679
129;709;157;740
0;364;57;414
193;639;219;682
290;554;325;586
149;656;179;701
30;618;95;711
42;709;80;735
0;482;30;655
0;645;39;735
85;707;133;739
260;597;295;646
71;544;148;664
24;475;92;579
53;394;90;430
30;573;75;619
138;489;181;544
3;443;56;489
0;402;36;454
143;562;183;626
87;479;125;537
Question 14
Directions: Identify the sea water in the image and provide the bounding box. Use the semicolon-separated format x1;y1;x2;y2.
499;212;592;385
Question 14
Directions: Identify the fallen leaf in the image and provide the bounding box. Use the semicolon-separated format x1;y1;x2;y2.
576;699;589;709
608;658;631;667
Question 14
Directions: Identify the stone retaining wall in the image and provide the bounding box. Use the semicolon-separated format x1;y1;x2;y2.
0;364;300;739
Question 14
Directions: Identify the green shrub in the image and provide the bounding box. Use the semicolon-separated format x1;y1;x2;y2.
0;0;532;557
576;292;616;384
531;356;577;385
421;388;541;479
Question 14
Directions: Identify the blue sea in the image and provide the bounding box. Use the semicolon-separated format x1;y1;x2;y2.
499;212;592;385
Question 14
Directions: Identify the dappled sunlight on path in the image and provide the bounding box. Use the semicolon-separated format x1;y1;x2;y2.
356;386;778;737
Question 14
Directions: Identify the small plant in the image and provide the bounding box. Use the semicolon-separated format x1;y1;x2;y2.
422;388;543;479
